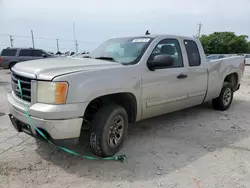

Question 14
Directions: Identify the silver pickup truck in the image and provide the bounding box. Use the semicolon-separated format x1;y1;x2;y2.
8;35;245;157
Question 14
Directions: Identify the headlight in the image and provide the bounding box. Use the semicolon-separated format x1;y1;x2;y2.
37;81;68;104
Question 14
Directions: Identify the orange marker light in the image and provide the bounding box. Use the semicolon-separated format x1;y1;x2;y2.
54;82;68;104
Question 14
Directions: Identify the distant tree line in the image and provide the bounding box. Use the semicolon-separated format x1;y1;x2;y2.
199;32;250;54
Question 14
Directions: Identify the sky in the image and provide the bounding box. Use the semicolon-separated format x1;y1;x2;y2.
0;0;250;53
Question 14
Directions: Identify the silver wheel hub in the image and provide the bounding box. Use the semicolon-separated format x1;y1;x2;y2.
108;115;124;148
223;88;232;106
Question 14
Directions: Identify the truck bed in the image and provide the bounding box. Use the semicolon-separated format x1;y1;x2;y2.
204;56;244;102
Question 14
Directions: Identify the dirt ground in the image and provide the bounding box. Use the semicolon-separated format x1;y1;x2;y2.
1;67;250;188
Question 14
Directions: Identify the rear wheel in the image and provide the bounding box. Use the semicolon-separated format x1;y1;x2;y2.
89;104;128;157
212;82;233;111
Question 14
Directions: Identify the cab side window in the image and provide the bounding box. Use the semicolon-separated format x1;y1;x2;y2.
148;39;183;68
184;40;201;66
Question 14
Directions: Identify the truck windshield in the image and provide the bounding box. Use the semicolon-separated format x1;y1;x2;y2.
89;37;153;65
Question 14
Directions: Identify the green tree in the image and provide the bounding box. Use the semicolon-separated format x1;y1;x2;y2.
199;32;249;54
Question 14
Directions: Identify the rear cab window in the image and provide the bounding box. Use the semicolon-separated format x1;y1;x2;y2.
184;40;201;66
1;49;17;56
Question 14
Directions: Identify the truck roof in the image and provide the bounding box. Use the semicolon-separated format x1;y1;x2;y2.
114;34;197;41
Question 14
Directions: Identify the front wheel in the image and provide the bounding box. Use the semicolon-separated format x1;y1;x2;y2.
89;104;128;157
212;82;233;111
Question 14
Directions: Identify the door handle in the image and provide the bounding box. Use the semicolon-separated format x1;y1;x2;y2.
177;73;188;79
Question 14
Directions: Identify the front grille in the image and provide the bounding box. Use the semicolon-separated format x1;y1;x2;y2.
11;72;31;102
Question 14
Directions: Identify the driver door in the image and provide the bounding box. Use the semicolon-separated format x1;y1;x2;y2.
141;38;189;119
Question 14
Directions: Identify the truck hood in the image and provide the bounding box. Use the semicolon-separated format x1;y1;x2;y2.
12;57;122;80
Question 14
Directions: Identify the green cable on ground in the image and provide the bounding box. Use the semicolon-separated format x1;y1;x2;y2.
17;80;126;162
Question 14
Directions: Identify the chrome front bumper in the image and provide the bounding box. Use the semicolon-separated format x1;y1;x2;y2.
7;93;85;140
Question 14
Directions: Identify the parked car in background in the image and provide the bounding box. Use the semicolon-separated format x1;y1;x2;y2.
70;52;90;58
244;54;250;65
64;51;75;56
206;54;227;61
0;48;55;69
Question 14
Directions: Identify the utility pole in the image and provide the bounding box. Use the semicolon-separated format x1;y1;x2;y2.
9;35;14;48
56;39;59;52
197;23;202;38
73;22;78;54
31;30;35;48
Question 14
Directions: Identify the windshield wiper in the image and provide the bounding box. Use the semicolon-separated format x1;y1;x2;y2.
94;56;118;63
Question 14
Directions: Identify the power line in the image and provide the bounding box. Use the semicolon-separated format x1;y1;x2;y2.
0;34;101;44
0;44;11;47
78;40;101;44
0;33;101;52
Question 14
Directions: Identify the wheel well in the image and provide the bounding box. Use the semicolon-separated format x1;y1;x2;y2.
224;73;238;91
9;62;17;69
83;93;137;127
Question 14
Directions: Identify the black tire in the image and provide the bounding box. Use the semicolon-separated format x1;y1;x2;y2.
9;62;16;69
212;82;233;111
90;104;128;157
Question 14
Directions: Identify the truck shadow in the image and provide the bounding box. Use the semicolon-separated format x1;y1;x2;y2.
36;98;250;182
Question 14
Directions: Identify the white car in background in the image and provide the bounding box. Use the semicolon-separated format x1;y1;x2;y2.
245;54;250;65
206;54;227;61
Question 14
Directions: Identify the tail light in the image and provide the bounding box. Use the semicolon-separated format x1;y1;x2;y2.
0;57;3;62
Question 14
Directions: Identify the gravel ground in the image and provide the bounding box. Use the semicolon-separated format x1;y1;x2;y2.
1;68;250;188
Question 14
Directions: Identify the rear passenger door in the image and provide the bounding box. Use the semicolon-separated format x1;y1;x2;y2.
18;49;34;62
183;39;207;106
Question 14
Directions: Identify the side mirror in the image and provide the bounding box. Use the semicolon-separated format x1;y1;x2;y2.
147;55;174;71
42;54;47;58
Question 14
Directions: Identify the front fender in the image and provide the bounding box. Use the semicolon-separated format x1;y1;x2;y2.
53;65;142;116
